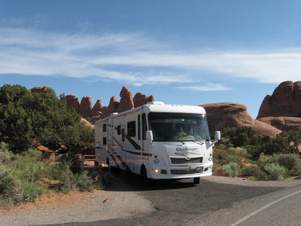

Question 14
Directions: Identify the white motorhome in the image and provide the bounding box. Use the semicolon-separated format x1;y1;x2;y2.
95;102;220;184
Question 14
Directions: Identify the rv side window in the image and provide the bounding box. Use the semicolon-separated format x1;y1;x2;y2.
138;115;141;140
103;124;106;132
142;113;147;140
103;137;107;145
122;128;125;141
127;121;136;137
117;125;121;135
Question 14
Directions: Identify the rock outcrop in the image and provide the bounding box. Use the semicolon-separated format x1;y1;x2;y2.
133;92;154;107
202;103;281;137
259;116;301;132
65;87;153;123
31;86;49;94
257;81;301;118
91;100;103;117
257;81;301;132
118;87;134;112
66;95;80;112
79;96;92;118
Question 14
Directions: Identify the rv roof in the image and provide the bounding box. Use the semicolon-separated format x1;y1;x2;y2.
95;102;206;123
144;102;206;115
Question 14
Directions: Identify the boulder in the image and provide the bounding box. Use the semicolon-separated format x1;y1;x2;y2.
66;95;80;112
79;96;92;118
118;86;134;112
133;92;154;107
202;102;281;137
257;81;301;118
258;116;301;132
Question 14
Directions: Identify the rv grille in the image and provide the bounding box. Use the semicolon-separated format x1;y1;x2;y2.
170;167;203;175
170;157;203;164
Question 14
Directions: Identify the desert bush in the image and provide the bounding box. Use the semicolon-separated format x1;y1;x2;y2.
263;163;287;180
73;171;93;192
240;166;257;177
0;149;94;205
222;162;240;177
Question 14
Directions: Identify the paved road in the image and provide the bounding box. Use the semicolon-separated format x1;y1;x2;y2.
55;171;301;226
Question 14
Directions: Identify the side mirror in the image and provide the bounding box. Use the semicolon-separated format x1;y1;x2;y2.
215;131;221;142
146;130;153;143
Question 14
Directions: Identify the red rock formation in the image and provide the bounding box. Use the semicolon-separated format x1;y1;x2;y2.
257;81;301;118
202;102;281;137
31;86;49;93
102;96;120;117
133;92;154;107
66;95;80;112
118;86;134;112
257;81;301;131
79;96;92;118
64;87;154;122
259;116;301;132
91;100;103;116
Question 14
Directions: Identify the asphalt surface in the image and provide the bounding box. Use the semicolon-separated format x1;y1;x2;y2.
48;171;301;226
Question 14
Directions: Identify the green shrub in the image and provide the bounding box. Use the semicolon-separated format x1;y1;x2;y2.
73;171;93;192
272;154;299;171
0;149;94;205
0;84;94;153
264;163;287;180
22;182;45;201
254;167;268;180
240;166;257;177
48;162;75;192
222;162;240;177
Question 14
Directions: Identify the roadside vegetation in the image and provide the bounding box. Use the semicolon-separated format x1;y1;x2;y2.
0;85;95;206
214;127;301;180
0;143;93;206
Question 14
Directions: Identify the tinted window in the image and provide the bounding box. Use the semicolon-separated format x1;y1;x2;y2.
138;115;141;140
122;128;125;141
149;113;210;142
127;121;136;137
117;125;121;135
142;113;147;140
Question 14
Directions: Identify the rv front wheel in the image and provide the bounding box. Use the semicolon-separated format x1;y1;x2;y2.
140;165;148;181
193;177;200;184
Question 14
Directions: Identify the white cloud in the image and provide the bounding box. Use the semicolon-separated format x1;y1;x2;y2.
0;27;300;88
177;83;231;92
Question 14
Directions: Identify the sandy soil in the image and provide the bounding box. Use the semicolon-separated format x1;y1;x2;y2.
0;190;154;226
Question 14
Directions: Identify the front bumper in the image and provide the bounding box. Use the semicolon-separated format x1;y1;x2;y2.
149;162;213;179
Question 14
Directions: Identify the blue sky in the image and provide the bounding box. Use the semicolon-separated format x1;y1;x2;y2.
0;0;301;117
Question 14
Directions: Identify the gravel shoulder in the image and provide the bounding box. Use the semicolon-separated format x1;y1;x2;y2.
0;189;154;226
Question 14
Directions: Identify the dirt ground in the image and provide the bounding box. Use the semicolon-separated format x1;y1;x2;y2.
0;189;154;226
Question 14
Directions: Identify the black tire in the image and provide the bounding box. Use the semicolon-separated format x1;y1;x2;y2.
140;165;148;181
193;177;200;184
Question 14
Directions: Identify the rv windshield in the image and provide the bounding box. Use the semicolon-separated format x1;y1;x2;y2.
149;113;210;142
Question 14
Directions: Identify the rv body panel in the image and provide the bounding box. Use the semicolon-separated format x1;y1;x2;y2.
95;103;213;180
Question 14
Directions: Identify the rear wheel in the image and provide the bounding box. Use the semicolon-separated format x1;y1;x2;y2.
193;177;200;184
107;157;117;172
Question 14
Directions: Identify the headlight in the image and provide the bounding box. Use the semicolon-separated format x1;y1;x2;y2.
208;154;213;161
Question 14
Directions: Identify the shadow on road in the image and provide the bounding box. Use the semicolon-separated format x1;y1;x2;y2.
100;169;196;192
